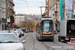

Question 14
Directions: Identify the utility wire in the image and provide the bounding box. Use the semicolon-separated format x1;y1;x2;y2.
20;0;45;14
21;0;30;13
25;0;29;13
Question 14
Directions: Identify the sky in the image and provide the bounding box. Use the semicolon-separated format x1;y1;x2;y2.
13;0;45;15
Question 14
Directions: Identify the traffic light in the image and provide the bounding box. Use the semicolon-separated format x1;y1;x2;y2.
10;17;15;23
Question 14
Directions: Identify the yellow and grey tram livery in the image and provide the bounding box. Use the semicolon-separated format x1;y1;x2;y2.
36;17;54;40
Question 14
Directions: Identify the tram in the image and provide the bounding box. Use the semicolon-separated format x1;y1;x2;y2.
36;17;55;41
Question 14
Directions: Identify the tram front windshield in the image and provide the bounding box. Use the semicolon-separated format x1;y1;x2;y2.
43;21;53;32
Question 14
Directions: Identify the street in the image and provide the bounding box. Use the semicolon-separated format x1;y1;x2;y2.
0;0;75;50
20;32;75;50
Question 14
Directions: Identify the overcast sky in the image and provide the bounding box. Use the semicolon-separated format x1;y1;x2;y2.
13;0;45;15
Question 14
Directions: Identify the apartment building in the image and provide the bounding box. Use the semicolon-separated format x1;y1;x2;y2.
2;0;6;19
49;0;58;19
0;0;2;30
10;0;15;17
6;0;15;17
45;0;49;17
46;0;59;31
0;0;15;30
0;0;6;30
45;0;59;18
6;0;15;29
14;16;25;26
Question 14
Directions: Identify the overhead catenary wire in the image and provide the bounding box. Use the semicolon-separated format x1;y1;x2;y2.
20;0;45;14
25;0;29;13
21;0;30;13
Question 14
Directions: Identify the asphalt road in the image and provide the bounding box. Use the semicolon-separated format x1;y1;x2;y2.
20;32;75;50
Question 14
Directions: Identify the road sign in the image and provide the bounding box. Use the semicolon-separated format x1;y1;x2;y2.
7;17;10;23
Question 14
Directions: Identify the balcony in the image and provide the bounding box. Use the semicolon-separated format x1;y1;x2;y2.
10;5;14;10
10;8;15;14
10;0;15;6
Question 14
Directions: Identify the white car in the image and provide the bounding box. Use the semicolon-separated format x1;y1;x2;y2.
16;29;24;36
10;30;22;38
0;33;25;50
0;30;9;33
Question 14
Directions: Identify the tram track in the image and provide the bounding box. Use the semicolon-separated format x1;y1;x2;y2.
21;32;75;50
21;33;29;41
34;33;67;50
42;41;68;50
42;40;74;50
53;41;74;50
53;42;65;50
31;33;38;50
42;41;55;50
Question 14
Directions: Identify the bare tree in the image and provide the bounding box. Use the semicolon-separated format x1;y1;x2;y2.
23;19;36;30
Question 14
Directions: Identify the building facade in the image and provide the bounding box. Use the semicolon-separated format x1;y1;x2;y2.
2;0;7;30
14;16;25;26
46;0;59;18
45;0;49;17
49;0;58;19
6;0;15;30
45;0;60;31
9;0;15;17
47;0;74;31
0;0;2;30
0;0;6;30
6;0;15;18
2;0;6;19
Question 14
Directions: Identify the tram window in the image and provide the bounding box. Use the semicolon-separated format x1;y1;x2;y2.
43;22;53;32
43;22;49;32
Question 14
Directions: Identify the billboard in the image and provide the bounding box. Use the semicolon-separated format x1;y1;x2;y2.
65;10;72;18
65;0;73;10
65;0;74;19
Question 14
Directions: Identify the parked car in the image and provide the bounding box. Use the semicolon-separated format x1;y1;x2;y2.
31;29;34;32
0;33;25;50
16;29;24;36
10;30;14;33
0;30;9;33
10;30;22;38
21;28;25;32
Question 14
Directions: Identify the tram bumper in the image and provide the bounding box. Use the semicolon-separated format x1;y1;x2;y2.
41;35;54;39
